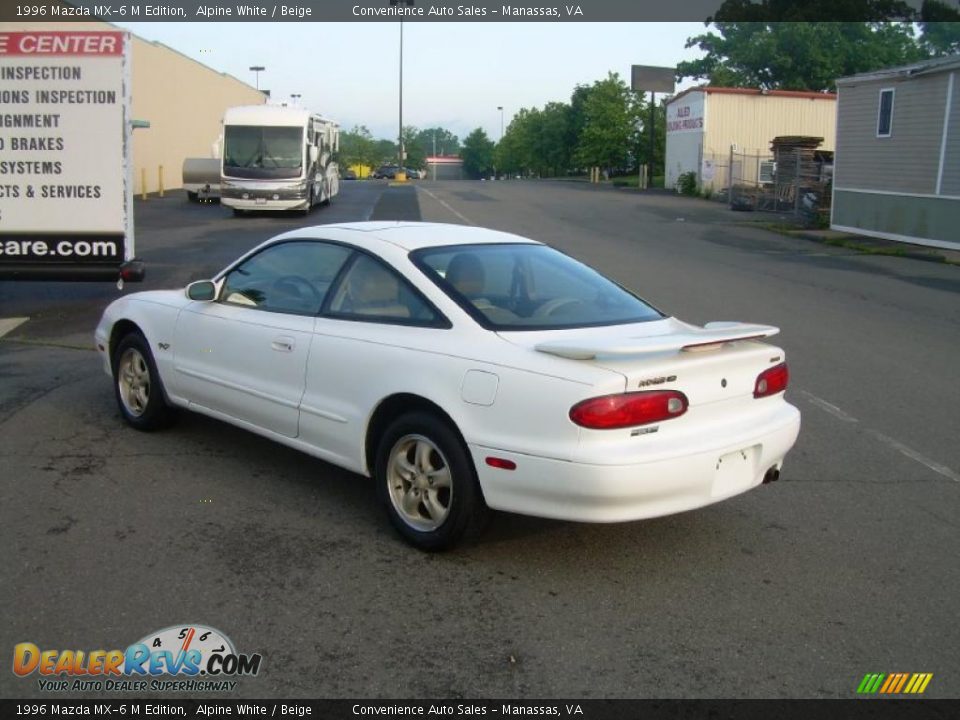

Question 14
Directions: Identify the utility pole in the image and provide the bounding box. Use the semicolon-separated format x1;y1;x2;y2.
649;91;655;184
398;21;404;172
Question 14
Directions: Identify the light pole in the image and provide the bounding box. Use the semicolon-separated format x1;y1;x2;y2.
497;106;504;141
249;65;265;91
398;21;404;172
290;93;301;105
391;0;415;177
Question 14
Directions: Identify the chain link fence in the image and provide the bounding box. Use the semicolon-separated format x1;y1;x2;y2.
696;145;833;225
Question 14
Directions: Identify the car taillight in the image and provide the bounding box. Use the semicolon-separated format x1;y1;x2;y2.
569;390;688;430
754;363;789;398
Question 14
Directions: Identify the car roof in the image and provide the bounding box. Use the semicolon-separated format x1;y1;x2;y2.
276;222;542;252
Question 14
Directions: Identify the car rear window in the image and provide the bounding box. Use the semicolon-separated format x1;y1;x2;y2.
413;243;662;330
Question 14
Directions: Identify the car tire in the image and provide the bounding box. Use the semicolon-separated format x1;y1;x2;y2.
187;191;198;202
232;208;245;217
375;412;486;551
112;331;177;431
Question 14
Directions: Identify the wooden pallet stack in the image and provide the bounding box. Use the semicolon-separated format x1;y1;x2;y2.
771;136;829;222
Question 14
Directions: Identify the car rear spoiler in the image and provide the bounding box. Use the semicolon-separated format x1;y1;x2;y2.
534;322;780;360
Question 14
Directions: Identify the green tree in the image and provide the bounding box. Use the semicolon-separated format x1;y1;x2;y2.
495;107;539;176
401;125;425;169
567;84;592;170
677;22;926;92
538;102;573;176
634;96;667;175
372;138;398;166
574;72;641;173
920;1;960;55
414;127;460;157
709;0;916;22
338;125;378;176
461;128;496;179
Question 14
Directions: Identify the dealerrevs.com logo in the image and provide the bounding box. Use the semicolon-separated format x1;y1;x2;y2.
13;624;262;692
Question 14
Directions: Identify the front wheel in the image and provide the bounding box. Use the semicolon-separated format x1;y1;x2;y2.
112;332;176;431
375;412;485;551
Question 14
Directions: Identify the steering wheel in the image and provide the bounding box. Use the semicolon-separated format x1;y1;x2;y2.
534;297;584;318
273;275;322;304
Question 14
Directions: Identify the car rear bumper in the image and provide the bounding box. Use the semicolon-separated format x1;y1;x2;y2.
470;402;800;523
222;197;308;211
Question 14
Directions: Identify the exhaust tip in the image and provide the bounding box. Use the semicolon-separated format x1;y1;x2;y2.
762;467;781;484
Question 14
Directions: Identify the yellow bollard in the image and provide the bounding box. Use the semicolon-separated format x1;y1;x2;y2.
158;165;164;198
141;168;147;200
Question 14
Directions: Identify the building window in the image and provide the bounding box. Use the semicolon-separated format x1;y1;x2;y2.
877;88;894;138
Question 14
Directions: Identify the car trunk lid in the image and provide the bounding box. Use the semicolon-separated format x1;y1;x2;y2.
499;318;783;407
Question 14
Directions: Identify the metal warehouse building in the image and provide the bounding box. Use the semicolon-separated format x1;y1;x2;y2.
665;87;837;192
832;55;959;250
1;21;265;194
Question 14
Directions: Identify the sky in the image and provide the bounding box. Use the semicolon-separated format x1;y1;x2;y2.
117;22;708;144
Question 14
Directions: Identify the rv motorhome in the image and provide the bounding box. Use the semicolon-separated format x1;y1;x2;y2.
220;105;340;214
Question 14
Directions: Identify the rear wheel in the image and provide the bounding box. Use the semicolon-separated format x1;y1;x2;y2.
375;412;484;551
112;332;176;431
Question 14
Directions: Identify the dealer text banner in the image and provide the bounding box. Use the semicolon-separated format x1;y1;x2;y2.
0;1;920;23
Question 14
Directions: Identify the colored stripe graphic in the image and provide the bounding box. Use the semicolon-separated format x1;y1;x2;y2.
857;673;932;694
857;673;885;694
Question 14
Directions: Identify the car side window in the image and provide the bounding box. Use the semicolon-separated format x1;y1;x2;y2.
220;241;351;315
326;254;443;326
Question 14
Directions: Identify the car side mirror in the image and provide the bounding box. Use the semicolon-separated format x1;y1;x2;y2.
186;280;217;302
309;145;319;163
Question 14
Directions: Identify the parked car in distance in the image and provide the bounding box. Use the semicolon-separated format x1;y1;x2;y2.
95;222;800;551
342;169;357;180
372;165;400;179
404;167;421;179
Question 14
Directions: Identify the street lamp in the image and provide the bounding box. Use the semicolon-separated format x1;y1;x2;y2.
249;65;265;90
390;1;415;175
290;93;301;105
497;106;504;141
398;21;404;172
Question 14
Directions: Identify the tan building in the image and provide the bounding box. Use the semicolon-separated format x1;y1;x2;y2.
665;87;837;191
1;21;265;193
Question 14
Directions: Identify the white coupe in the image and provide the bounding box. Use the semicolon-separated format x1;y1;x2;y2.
96;222;800;550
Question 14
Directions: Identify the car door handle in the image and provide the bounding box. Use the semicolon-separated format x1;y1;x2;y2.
271;336;295;353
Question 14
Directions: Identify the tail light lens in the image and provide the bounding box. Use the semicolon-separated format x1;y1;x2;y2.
570;390;688;430
754;363;789;398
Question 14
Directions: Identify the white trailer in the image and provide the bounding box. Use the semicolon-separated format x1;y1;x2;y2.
220;105;339;214
182;158;222;202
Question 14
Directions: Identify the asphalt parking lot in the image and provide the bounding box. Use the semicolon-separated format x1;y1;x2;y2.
1;180;958;699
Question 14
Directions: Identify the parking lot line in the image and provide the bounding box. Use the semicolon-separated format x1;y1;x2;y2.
799;389;959;482
0;317;28;339
417;186;474;225
797;390;859;423
866;429;960;483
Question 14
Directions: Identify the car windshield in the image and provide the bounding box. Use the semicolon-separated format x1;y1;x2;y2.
413;243;663;330
223;125;303;179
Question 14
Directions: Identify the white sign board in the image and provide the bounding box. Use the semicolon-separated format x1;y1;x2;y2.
701;158;715;182
666;91;705;134
0;31;133;280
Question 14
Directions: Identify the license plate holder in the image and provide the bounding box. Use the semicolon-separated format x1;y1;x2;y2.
712;445;759;497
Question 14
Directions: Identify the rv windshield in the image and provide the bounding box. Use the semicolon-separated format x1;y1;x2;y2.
223;125;303;179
